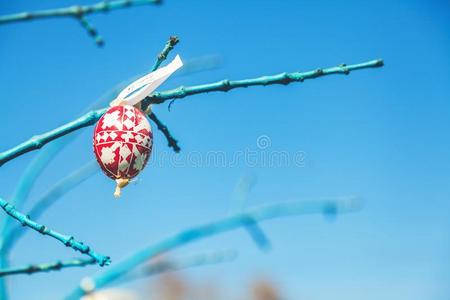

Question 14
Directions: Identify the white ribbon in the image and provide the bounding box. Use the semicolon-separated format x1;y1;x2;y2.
112;55;183;106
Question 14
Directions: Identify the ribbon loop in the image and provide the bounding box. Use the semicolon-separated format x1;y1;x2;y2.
112;55;183;107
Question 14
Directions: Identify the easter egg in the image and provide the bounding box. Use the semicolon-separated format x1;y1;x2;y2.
93;105;153;187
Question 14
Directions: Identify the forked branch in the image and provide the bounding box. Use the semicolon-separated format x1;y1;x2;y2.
0;0;161;24
0;0;161;46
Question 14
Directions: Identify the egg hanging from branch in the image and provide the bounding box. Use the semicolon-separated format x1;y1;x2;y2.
93;105;153;197
93;55;183;198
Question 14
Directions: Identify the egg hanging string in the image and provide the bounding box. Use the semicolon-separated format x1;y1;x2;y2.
94;55;183;198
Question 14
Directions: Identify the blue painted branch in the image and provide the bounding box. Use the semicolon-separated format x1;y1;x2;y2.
0;258;95;277
0;0;161;24
0;197;110;266
0;109;105;167
144;59;384;105
0;59;383;167
66;197;361;299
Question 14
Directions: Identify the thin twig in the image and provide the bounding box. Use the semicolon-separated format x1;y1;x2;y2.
0;59;383;167
148;36;181;152
148;112;180;152
0;0;161;24
0;197;110;266
76;15;104;46
151;36;179;72
2;161;99;254
66;197;361;299
229;174;271;251
0;258;95;277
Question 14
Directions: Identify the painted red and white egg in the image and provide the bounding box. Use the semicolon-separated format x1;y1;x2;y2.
93;105;153;181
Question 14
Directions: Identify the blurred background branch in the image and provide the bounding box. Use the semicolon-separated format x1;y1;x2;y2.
66;197;361;299
230;174;271;251
118;249;237;284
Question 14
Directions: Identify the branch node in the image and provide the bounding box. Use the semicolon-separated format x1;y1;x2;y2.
98;2;110;13
38;225;46;234
221;79;232;91
64;236;74;247
81;245;90;254
55;261;63;270
339;64;350;75
26;265;38;274
71;5;84;17
375;59;384;67
169;35;179;45
280;73;290;85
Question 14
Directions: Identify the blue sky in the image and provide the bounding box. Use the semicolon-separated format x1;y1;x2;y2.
0;0;449;299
